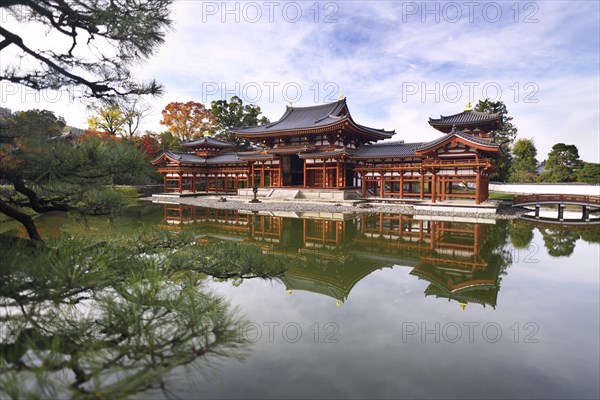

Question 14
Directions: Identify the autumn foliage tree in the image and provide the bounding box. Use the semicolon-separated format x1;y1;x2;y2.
160;101;216;141
88;104;127;136
88;100;152;137
131;132;162;159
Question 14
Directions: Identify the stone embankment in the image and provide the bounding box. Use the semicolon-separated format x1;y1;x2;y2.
147;195;527;220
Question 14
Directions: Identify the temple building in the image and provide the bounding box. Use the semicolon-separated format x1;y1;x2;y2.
152;99;503;204
152;137;248;193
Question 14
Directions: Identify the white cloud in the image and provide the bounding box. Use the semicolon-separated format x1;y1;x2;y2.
2;1;598;161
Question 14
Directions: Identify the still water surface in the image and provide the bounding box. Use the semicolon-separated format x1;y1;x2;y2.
4;202;600;399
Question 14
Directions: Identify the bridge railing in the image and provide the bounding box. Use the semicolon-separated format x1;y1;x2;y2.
514;194;600;206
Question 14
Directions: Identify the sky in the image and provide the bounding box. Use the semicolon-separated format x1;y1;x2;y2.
1;1;599;162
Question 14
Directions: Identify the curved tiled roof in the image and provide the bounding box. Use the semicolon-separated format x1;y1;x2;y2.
416;131;499;152
231;99;394;140
180;137;234;148
157;150;206;163
428;110;500;126
152;150;243;165
351;141;425;159
204;153;245;164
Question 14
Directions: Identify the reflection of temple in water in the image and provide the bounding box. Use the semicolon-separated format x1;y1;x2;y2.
161;204;502;308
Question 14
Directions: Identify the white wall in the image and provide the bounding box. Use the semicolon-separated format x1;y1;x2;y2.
489;183;600;196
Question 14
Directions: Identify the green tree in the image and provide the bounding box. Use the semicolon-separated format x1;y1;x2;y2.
158;130;183;151
0;1;173;99
508;138;538;182
0;109;152;243
577;162;600;184
475;99;518;181
539;143;583;182
211;96;270;150
1;109;65;141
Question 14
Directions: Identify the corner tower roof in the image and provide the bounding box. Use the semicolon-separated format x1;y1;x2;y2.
428;108;502;134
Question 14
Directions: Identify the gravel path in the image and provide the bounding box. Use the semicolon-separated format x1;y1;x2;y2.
144;195;526;220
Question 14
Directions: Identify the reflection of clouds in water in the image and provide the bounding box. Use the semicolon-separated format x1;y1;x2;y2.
525;210;588;219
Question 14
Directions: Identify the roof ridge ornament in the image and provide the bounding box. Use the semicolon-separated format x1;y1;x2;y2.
451;125;457;134
338;93;345;100
464;101;473;111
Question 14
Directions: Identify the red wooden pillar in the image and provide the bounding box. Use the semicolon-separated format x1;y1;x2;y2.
178;174;182;193
380;171;385;198
361;172;366;197
420;172;424;200
475;169;481;204
400;172;404;199
278;166;281;187
303;160;307;187
441;176;445;201
431;173;436;203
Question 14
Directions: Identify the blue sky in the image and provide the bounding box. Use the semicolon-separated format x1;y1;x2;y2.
1;1;599;162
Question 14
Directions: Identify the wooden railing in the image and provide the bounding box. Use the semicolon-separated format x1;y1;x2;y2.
514;194;600;206
422;159;492;168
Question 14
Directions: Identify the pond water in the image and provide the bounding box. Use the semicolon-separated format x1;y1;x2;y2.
2;202;599;399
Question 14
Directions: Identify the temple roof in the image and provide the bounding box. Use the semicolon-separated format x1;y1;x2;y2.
351;141;424;159
428;109;501;133
153;150;205;164
231;99;394;140
416;130;500;153
180;137;234;148
204;153;245;164
151;150;243;165
429;110;500;126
